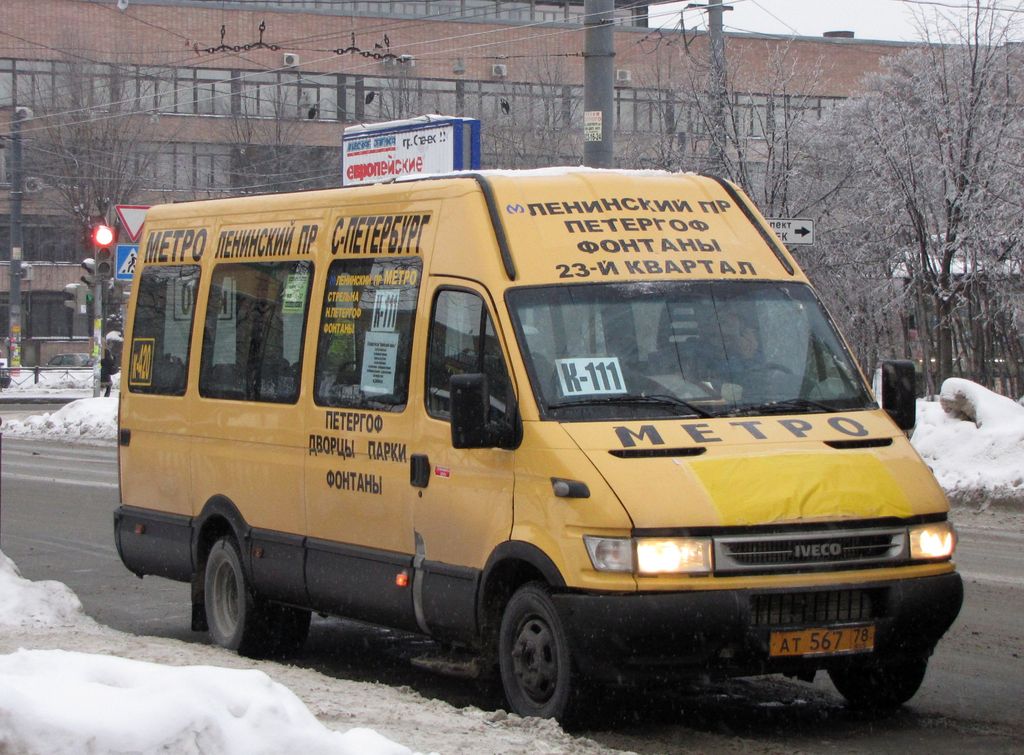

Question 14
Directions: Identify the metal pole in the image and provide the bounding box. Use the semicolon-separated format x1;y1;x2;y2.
93;278;104;397
583;0;615;168
707;0;729;173
8;107;30;371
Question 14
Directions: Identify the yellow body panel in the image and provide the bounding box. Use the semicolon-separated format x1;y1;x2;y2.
558;410;948;532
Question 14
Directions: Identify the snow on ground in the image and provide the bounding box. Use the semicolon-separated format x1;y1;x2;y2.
0;552;612;755
0;377;1020;753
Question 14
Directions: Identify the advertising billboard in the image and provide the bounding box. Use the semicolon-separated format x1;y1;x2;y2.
342;115;481;186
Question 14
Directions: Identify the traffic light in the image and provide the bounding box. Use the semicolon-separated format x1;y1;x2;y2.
90;222;117;278
63;283;88;314
81;258;97;286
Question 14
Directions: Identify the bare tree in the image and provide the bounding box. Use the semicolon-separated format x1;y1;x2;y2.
23;57;170;251
225;71;337;194
825;3;1024;393
680;40;843;219
477;59;583;169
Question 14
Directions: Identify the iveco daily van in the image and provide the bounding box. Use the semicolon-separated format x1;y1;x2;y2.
115;169;963;722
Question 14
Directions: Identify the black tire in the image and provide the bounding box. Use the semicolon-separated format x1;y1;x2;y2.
204;537;279;658
829;657;929;710
499;583;584;723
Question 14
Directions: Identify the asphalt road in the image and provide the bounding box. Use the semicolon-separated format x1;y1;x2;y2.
1;435;1022;752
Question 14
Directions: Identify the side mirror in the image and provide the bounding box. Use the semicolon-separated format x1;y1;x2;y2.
874;360;916;431
450;373;519;449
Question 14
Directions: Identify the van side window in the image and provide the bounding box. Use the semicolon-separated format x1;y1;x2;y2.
314;257;422;410
427;289;513;421
199;260;312;403
127;265;200;396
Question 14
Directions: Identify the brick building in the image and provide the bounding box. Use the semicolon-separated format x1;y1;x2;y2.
0;0;911;363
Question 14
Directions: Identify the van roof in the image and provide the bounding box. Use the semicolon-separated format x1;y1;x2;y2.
142;169;804;287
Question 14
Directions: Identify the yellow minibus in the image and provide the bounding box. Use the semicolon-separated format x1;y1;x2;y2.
115;169;962;722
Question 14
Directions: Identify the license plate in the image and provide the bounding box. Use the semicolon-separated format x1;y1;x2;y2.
769;625;876;658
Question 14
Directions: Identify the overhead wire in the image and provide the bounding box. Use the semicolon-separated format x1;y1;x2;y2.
3;0;834;186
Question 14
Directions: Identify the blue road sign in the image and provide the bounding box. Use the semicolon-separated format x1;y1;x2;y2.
116;244;138;281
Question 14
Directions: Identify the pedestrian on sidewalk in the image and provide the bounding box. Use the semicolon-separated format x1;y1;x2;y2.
100;349;115;397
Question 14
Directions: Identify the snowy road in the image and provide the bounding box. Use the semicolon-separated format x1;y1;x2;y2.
1;436;1022;753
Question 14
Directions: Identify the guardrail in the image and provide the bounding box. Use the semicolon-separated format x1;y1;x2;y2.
0;366;95;391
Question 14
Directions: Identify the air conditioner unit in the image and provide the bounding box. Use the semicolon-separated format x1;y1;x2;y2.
491;63;508;78
283;52;300;68
24;176;43;193
615;69;632;84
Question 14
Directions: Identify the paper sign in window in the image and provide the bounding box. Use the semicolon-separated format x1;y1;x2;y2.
361;331;400;394
556;357;627;396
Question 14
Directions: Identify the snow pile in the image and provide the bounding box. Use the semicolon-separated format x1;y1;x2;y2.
0;551;92;630
0;544;615;755
1;396;118;440
0;549;417;755
0;650;412;755
912;379;1024;508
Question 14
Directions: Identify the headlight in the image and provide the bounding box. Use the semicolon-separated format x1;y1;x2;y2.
583;536;633;572
909;521;956;560
584;536;712;574
636;537;712;575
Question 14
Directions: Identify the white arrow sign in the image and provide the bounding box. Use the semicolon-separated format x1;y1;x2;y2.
115;205;150;242
766;217;815;246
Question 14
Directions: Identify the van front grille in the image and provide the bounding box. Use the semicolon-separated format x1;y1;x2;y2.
714;527;906;574
751;589;880;626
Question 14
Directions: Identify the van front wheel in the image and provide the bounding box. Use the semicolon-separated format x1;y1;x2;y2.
499;583;583;722
828;657;928;710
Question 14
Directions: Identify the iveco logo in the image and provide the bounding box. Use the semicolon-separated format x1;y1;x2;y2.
505;203;526;214
794;542;843;559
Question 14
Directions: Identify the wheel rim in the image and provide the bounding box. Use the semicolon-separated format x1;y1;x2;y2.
510;614;559;705
210;555;240;637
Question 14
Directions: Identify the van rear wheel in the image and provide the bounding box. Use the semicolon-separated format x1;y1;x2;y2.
205;537;307;658
828;657;928;710
499;583;586;723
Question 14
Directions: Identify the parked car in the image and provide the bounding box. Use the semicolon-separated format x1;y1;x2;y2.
47;353;96;367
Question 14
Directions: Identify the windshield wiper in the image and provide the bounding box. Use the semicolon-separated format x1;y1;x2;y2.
730;397;841;415
548;394;713;418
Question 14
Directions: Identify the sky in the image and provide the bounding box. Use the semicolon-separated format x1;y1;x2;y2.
649;0;1000;42
0;377;1021;752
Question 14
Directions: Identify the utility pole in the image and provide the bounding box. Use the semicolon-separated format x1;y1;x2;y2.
583;0;615;168
7;107;31;371
687;1;731;173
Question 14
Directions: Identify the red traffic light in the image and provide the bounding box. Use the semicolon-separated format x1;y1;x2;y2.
92;224;117;247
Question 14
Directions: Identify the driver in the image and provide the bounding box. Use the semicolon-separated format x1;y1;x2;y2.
718;309;766;402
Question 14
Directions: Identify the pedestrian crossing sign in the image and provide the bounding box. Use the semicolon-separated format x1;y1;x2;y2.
116;244;138;281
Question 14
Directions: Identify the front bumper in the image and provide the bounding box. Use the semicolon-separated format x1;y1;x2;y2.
552;571;963;683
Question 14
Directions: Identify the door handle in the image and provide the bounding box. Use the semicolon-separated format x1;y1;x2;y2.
410;454;430;488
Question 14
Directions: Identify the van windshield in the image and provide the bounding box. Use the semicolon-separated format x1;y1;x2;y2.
507;280;874;420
